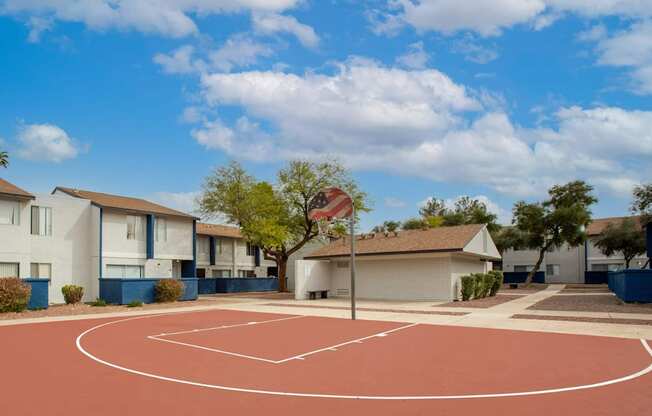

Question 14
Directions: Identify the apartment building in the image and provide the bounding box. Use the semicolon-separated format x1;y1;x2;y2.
502;216;648;283
195;223;276;278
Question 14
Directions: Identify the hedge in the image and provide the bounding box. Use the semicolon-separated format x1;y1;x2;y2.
459;271;504;302
0;277;31;313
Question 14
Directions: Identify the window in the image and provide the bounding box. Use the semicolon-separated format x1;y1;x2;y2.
237;270;255;277
216;238;223;254
198;237;209;254
31;206;52;236
546;264;560;277
213;269;232;278
0;200;20;225
30;263;51;279
126;215;144;240
514;265;534;272
246;242;255;256
155;217;167;242
106;265;144;278
0;262;19;278
592;263;623;272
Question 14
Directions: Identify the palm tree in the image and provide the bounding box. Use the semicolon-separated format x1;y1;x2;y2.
0;150;8;168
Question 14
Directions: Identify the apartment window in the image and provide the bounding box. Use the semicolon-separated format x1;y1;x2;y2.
237;270;255;278
514;265;534;273
198;237;209;255
215;238;223;254
0;200;20;225
592;263;623;272
155;217;167;242
126;215;144;240
546;264;560;277
106;265;144;278
30;263;51;279
0;262;19;278
246;242;255;256
212;269;232;278
31;206;52;236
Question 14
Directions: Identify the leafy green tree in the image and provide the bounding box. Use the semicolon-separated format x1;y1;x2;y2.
419;198;446;218
511;180;597;285
401;217;429;230
418;195;500;233
199;160;369;292
594;218;646;269
491;226;526;255
0;150;8;168
632;183;652;226
372;220;401;233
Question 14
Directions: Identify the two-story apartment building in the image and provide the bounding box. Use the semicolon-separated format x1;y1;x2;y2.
195;223;276;278
502;216;648;283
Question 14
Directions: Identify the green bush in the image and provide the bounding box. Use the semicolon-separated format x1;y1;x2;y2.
488;270;504;297
154;279;185;303
460;275;475;301
61;285;84;304
89;298;107;307
481;273;494;298
127;300;143;308
0;277;31;313
472;273;485;299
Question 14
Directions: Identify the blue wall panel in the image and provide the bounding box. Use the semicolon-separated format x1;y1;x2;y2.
215;278;278;293
198;278;217;294
609;270;652;303
146;214;154;259
23;279;50;309
503;271;545;284
100;278;198;304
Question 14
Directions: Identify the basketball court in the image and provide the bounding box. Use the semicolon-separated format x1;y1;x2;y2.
3;308;652;415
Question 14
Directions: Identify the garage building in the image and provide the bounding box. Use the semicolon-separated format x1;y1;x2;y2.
295;224;500;301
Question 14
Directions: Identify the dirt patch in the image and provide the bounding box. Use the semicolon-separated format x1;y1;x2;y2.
527;295;652;314
499;283;549;295
439;294;526;308
512;314;652;326
559;288;611;294
0;297;241;321
263;303;468;316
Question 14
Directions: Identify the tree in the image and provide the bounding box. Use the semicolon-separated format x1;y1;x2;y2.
199;160;369;292
491;226;526;255
0;150;8;168
418;195;500;232
632;183;652;226
419;198;446;218
401;217;429;230
594;219;646;269
372;220;401;233
511;180;597;285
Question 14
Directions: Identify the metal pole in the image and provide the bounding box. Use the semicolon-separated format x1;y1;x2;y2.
350;202;356;320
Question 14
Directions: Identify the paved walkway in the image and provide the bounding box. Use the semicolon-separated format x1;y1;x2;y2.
2;285;651;340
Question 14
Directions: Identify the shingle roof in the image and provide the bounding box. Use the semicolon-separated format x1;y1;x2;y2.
0;178;34;199
54;187;196;219
305;224;485;259
196;223;243;238
586;216;642;236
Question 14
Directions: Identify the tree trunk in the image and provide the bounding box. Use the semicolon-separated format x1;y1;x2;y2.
276;256;288;292
525;247;547;286
625;256;632;269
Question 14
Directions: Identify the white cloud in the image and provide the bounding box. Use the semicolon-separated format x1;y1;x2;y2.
1;0;300;38
384;197;407;208
26;16;52;42
252;13;319;48
594;20;652;94
451;36;499;64
576;24;607;42
154;36;273;75
16;123;80;162
190;59;652;198
395;42;429;69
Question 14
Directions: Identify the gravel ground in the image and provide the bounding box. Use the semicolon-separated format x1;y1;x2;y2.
527;294;652;314
512;314;652;326
0;296;242;321
439;294;526;308
498;283;549;295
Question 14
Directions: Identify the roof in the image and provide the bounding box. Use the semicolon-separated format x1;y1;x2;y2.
586;216;642;236
0;178;34;200
196;223;243;239
53;187;196;219
306;224;485;259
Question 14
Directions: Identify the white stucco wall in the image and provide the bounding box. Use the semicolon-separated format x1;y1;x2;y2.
102;211;147;259
329;255;453;301
0;197;31;279
154;217;193;260
294;259;332;300
449;255;490;300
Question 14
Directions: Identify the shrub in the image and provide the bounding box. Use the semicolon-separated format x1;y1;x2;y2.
488;270;504;297
127;300;143;308
61;285;84;304
89;298;107;307
155;279;185;303
480;274;494;298
460;275;475;301
0;277;31;313
472;273;485;299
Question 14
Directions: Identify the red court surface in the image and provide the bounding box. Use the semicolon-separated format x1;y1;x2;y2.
2;309;651;416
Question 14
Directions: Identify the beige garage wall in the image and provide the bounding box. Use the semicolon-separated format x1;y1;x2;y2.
449;256;490;300
329;256;452;301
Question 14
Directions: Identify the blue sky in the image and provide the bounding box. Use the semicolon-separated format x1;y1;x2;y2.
1;1;651;231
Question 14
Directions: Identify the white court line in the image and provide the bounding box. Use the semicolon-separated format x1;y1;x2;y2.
76;313;652;401
147;336;281;364
152;315;304;337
